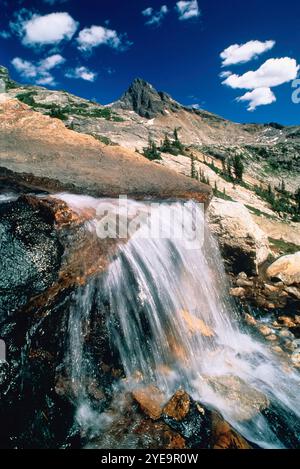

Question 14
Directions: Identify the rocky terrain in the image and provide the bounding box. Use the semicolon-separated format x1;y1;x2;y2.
0;64;300;449
1;65;299;191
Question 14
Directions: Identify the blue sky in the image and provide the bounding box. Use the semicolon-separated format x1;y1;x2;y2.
0;0;299;125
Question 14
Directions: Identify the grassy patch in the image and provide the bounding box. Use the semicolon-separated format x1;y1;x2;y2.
269;237;300;255
245;204;277;220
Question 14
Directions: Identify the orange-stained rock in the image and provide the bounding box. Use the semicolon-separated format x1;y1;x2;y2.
163;389;190;421
211;412;252;449
180;309;214;337
132;385;166;420
0;98;212;204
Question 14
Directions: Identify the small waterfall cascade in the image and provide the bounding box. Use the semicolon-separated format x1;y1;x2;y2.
59;193;300;449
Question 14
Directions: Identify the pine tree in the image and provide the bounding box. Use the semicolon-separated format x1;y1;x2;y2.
226;159;233;179
172;128;184;153
142;136;161;161
191;155;197;179
233;155;244;181
161;134;173;153
295;187;300;213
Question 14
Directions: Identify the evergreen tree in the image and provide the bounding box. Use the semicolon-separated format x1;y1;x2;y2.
142;137;161;161
191;155;197;179
226;159;233;179
232;155;244;181
295;187;300;213
173;128;185;153
161;134;173;153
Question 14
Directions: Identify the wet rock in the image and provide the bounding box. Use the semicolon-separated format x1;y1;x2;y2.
264;283;280;293
278;329;294;339
162;390;190;421
0;195;63;319
284;286;300;300
133;419;186;449
230;287;246;298
244;313;257;326
162;392;212;448
257;325;273;336
132;386;166;420
291;353;300;367
238;272;248;280
272;346;284;354
265;334;277;342
266;252;300;286
211;411;252;449
236;278;253;287
278;316;296;328
207;375;269;422
180;309;214;337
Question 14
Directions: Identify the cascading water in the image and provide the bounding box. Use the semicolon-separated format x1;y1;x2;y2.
59;193;300;449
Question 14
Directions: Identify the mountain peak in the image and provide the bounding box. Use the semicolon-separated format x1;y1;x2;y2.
0;65;18;90
115;77;181;119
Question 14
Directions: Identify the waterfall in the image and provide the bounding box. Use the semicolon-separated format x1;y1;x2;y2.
59;193;300;449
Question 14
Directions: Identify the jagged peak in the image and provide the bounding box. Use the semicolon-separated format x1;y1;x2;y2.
114;77;182;119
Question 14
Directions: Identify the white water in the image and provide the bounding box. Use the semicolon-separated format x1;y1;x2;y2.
60;194;300;449
0;193;18;203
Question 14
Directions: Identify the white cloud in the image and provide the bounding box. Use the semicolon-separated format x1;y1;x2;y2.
12;11;78;47
188;103;201;109
77;25;131;53
65;66;97;82
237;87;276;111
142;7;153;16
219;70;232;78
0;30;11;39
220;40;275;67
222;57;299;89
11;54;65;86
41;54;66;70
142;5;169;26
11;57;37;79
176;0;200;20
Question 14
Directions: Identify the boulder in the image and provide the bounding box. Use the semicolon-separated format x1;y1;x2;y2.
208;199;271;275
266;252;300;286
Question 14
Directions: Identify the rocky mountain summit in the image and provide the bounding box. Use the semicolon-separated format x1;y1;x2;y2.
112;77;182;118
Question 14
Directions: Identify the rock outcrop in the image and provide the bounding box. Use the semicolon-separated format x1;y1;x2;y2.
208;198;271;275
0;196;63;319
266;252;300;286
113;78;181;118
0;98;211;204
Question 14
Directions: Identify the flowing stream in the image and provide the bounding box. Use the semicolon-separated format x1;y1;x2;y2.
58;193;300;449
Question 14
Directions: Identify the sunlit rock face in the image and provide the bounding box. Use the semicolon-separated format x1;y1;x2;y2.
208;198;270;275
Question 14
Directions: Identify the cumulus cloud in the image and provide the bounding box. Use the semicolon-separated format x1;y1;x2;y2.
220;40;275;67
77;25;131;53
176;0;200;20
65;66;97;82
237;87;276;111
222;57;299;90
142;5;169;26
11;10;78;47
11;54;65;86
